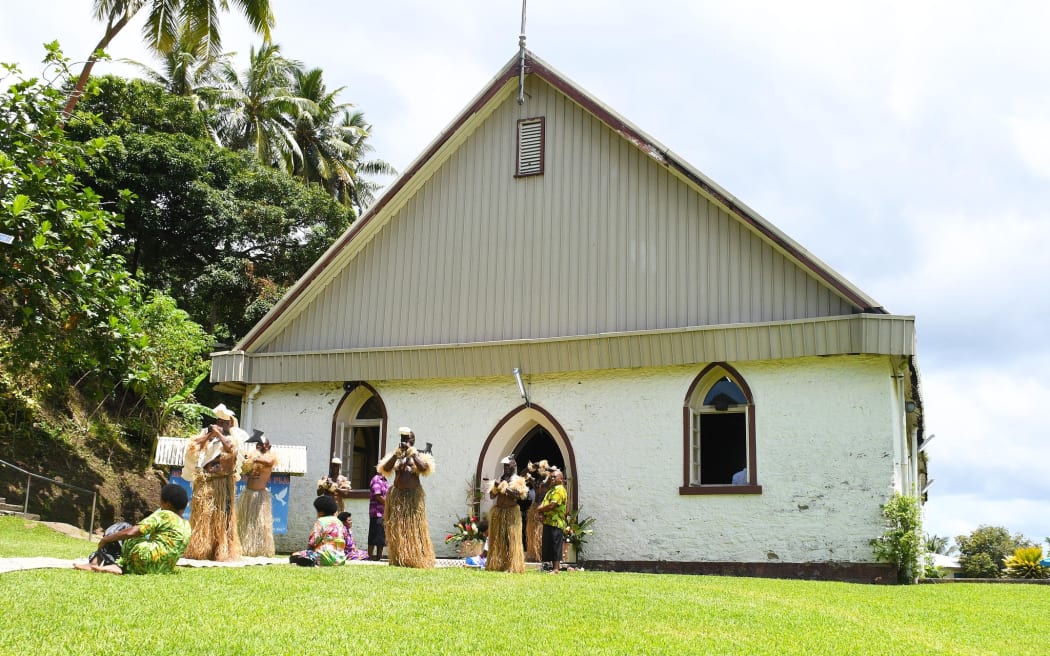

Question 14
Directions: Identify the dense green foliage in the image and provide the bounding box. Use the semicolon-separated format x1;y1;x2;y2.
70;75;355;342
0;50;213;528
956;525;1033;578
0;49;137;391
1;51;213;406
3;518;1050;655
870;493;922;584
2;0;393;529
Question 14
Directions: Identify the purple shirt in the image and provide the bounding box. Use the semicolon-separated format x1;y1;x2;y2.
369;474;389;517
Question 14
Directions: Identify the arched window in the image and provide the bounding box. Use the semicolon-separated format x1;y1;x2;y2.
680;364;761;495
332;383;387;492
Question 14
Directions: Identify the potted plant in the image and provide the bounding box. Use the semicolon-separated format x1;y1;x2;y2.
564;507;596;563
445;515;485;557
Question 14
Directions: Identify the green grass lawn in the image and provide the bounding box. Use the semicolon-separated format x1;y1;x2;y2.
2;516;1047;655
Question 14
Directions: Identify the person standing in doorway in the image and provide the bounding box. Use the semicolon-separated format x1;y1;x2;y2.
536;468;568;574
377;427;436;568
524;460;551;562
317;457;353;513
486;454;528;573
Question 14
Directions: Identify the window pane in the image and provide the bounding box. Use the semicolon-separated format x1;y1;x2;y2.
698;412;746;484
357;395;382;419
703;377;746;406
348;425;380;488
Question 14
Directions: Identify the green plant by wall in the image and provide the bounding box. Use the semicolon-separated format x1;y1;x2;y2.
870;493;922;584
564;507;596;561
1004;546;1050;579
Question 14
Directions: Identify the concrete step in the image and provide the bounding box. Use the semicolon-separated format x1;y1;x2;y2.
0;509;40;521
0;502;25;513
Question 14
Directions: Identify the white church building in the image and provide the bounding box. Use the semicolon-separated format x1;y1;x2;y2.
210;50;926;581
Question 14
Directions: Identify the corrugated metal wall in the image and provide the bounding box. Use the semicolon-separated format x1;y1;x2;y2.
261;76;857;354
211;315;914;384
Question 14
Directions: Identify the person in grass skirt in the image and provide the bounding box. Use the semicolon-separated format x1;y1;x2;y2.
376;427;436;569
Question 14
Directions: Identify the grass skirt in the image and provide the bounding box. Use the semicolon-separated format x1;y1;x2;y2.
236;488;275;557
525;506;543;561
184;475;241;561
486;505;525;573
385;486;435;569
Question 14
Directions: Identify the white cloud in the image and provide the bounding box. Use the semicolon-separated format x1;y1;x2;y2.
924;493;1047;544
1006;110;1050;181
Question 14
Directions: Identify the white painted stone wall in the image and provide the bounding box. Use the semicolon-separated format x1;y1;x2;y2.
252;355;901;563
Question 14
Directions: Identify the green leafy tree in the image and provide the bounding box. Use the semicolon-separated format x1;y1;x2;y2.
63;0;274;119
124;291;212;413
0;49;139;392
870;493;922;584
955;525;1033;578
70;76;353;342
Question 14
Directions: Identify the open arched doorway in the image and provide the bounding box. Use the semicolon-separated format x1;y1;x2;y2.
475;404;577;513
513;425;565;474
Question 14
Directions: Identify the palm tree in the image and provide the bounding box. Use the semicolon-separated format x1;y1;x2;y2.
924;533;956;555
287;77;396;213
336;109;397;212
63;0;274;120
286;68;355;191
123;22;232;108
212;43;313;171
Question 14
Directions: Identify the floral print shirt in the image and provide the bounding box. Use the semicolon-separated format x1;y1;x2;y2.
119;508;191;575
307;516;347;566
540;484;568;529
369;474;389;518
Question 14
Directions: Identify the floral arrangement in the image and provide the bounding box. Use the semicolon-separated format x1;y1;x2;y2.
445;516;484;544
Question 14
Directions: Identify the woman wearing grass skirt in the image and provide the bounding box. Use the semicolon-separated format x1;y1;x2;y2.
524;460;551;562
182;404;244;562
377;426;435;569
486;455;528;573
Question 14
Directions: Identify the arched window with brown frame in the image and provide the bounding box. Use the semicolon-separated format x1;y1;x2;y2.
332;383;387;495
679;363;761;495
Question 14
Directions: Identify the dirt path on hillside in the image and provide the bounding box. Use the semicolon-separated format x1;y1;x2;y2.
39;521;92;541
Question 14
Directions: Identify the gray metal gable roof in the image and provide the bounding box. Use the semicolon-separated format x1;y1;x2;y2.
212;51;902;384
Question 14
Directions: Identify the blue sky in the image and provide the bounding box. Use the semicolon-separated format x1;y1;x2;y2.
3;0;1047;546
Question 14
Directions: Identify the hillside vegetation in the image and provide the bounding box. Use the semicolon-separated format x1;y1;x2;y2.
0;365;184;530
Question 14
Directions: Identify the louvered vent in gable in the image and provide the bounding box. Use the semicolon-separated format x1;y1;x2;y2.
516;117;545;177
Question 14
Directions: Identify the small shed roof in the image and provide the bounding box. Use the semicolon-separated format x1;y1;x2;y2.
154;436;308;475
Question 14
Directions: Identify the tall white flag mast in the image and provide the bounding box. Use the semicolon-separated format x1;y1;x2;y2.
517;0;528;105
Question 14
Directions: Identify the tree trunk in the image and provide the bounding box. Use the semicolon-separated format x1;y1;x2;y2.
60;15;132;124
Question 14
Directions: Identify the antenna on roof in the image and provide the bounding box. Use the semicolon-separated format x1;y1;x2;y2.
517;0;528;105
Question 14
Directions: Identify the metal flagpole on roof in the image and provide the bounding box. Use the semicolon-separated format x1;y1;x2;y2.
517;0;528;105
